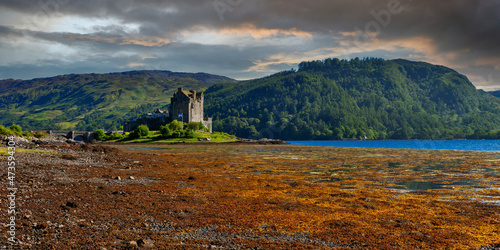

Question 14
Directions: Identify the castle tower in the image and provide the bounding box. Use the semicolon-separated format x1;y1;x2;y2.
169;87;204;123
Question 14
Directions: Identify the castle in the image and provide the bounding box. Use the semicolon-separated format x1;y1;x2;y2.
123;88;212;132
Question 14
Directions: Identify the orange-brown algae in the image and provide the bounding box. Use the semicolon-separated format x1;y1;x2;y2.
0;143;498;249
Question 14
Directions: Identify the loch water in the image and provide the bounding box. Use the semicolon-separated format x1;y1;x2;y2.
287;139;500;152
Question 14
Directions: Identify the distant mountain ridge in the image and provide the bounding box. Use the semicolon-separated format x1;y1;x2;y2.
0;70;236;130
204;58;500;139
489;90;500;98
102;70;236;84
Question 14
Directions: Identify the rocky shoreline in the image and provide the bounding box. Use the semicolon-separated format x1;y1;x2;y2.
0;135;86;149
1;140;499;249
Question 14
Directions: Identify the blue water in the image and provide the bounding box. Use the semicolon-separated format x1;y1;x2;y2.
287;140;500;152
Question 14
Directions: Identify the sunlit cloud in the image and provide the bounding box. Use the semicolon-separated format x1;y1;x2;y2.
217;24;313;39
119;37;171;47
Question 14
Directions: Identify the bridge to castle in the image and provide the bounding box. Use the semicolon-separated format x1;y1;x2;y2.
47;130;95;142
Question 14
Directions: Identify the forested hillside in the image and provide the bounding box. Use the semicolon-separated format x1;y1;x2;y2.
0;71;236;131
205;58;500;140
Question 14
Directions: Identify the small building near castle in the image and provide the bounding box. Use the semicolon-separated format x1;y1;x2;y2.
123;88;212;132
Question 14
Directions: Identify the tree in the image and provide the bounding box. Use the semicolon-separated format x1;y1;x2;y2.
245;125;260;139
187;122;205;131
185;129;195;138
168;120;183;131
109;132;124;140
171;130;184;138
160;125;171;137
333;127;344;139
130;125;149;138
0;125;11;136
9;124;22;136
94;129;107;141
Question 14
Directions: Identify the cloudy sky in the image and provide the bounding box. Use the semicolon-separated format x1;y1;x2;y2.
0;0;499;90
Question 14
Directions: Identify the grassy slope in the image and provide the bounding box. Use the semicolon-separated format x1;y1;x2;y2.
105;131;239;143
0;71;237;130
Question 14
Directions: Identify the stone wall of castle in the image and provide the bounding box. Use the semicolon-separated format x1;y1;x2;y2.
202;117;212;133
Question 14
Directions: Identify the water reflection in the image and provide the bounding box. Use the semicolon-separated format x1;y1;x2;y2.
390;181;477;191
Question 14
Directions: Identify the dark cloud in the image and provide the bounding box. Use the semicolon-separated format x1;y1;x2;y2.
0;0;499;89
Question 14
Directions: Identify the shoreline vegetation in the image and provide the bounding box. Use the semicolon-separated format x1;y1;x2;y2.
98;121;242;144
3;124;500;149
0;141;498;248
0;122;241;144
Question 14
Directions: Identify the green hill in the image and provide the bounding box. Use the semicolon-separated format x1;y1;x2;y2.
205;58;500;140
0;71;236;130
489;90;500;98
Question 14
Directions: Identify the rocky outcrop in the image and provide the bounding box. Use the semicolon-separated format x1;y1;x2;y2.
1;135;86;148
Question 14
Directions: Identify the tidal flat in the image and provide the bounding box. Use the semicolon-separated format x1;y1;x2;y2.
1;143;499;249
